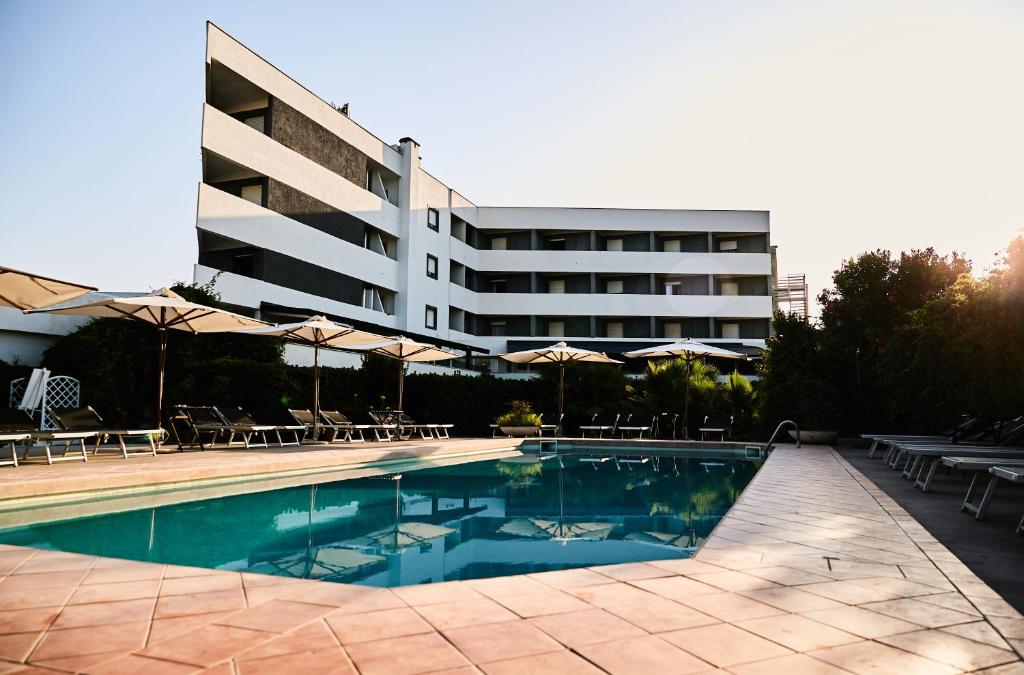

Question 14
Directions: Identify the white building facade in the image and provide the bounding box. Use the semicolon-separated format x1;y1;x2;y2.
194;24;776;370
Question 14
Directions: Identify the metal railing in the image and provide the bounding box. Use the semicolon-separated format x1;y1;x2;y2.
766;420;800;452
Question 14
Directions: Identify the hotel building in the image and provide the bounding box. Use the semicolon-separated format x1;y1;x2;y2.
194;23;776;370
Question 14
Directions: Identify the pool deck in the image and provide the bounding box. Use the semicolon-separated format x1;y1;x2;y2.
0;443;1022;674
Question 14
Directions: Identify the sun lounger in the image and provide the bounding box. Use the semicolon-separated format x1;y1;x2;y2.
220;407;305;447
539;413;563;437
341;410;399;442
580;413;618;438
172;405;260;450
619;414;655;439
961;465;1024;524
699;415;733;441
0;433;29;467
287;409;352;442
0;408;94;464
398;412;453;439
318;410;377;443
655;413;679;440
368;410;425;441
48;406;162;459
906;448;1024;491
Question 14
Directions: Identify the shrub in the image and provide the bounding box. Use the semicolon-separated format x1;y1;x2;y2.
495;400;542;428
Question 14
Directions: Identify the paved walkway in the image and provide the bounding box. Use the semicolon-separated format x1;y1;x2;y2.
835;445;1024;614
0;445;1021;674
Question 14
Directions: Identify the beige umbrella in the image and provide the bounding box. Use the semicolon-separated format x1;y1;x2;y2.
624;340;746;439
238;317;385;437
28;288;268;427
498;342;622;419
352;336;460;413
0;265;96;310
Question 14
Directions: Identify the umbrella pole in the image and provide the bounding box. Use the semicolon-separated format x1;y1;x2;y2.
558;362;565;419
312;345;320;441
397;363;405;413
156;327;167;432
682;356;691;440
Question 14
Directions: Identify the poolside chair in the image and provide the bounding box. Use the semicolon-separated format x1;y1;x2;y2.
862;415;990;458
48;406;162;459
399;412;454;439
368;409;424;441
220;407;306;447
579;413;618;438
538;413;563;437
699;416;733;441
0;408;93;465
348;410;401;442
320;410;380;442
618;414;655;439
288;409;353;443
961;465;1024;526
172;405;260;450
904;447;1024;491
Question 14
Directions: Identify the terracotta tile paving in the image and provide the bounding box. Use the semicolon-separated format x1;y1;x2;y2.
0;444;1022;673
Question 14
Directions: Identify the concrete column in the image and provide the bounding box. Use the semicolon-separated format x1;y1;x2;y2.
649;231;656;252
591;231;599;251
396;137;421;332
707;232;714;252
590;315;598;338
649;316;657;338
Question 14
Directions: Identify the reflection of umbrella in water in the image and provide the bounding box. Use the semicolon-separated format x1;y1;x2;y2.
624;531;695;548
346;522;456;553
272;546;386;580
498;518;615;541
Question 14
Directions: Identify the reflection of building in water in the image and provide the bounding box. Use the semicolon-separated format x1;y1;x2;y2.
246;455;753;587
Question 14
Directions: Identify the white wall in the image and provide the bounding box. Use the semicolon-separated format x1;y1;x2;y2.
0;307;90;367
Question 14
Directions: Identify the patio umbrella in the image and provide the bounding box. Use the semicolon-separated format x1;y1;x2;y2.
238;316;385;438
624;340;746;439
28;288;268;427
0;265;95;310
352;336;460;413
498;342;622;420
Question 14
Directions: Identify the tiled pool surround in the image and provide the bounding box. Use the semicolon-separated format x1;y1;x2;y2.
0;444;1021;674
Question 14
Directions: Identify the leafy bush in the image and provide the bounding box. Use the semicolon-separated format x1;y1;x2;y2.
495;400;542;427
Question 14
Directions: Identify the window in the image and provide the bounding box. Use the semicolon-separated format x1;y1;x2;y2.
664;281;681;296
426;254;438;280
719;239;738;252
489;320;506;336
490;279;507;293
606;279;624;294
548;279;565;294
491;236;507;250
232;253;255;278
720;280;739;296
606;238;623;252
427;208;440;232
663;239;681;253
240;184;263;206
664;322;682;339
548;321;565;337
425;305;437;330
721;322;740;339
606;322;624;338
548;238;566;250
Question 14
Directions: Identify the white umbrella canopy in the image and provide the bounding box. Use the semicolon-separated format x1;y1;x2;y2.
28;288;269;427
239;317;386;436
623;339;747;361
0;265;96;310
624;339;747;440
499;342;622;419
351;336;460;414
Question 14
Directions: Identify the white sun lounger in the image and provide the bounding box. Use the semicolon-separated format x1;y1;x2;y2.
0;433;29;468
961;465;1024;524
897;447;1024;490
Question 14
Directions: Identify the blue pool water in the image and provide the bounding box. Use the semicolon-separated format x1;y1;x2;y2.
0;452;760;587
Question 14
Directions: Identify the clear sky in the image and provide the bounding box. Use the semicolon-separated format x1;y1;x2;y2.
2;1;1022;313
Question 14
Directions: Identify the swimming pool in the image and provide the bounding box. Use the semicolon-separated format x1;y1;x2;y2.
0;451;760;587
